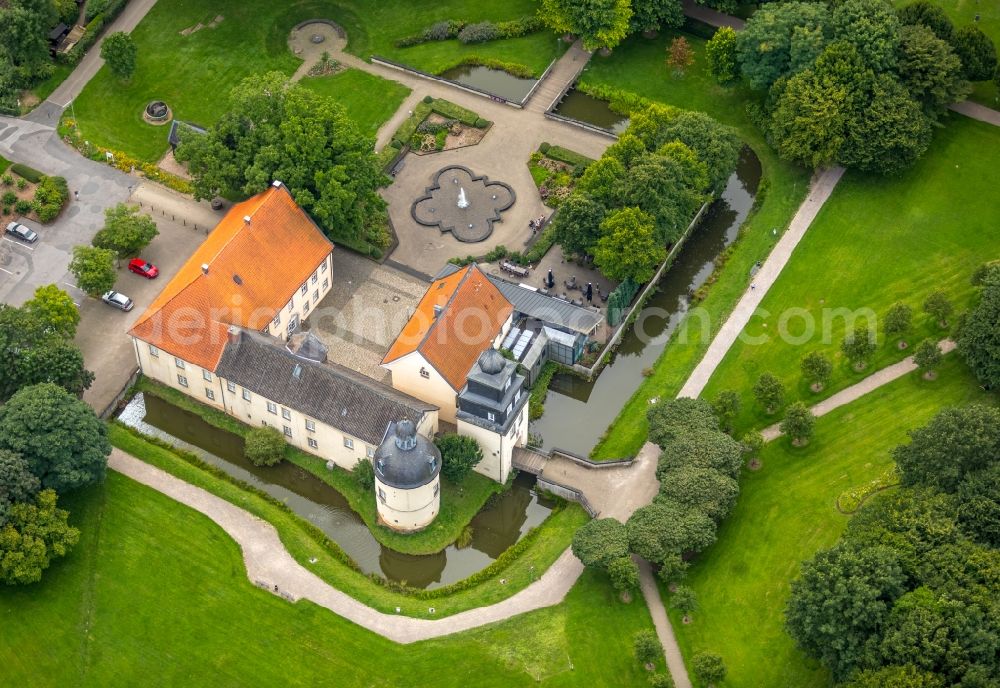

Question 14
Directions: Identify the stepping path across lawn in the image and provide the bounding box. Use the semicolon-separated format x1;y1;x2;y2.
759;339;957;441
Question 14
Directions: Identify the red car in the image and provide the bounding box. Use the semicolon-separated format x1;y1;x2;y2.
128;258;159;278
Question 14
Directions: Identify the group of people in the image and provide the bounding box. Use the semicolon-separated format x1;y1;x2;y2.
528;216;546;235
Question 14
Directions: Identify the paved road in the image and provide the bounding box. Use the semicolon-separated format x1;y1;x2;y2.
760;339;957;441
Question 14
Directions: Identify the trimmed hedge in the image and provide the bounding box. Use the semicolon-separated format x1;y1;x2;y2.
395;15;542;48
11;163;43;183
390;97;488;146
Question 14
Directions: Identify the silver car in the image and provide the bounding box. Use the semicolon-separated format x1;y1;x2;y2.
101;290;134;312
5;221;37;243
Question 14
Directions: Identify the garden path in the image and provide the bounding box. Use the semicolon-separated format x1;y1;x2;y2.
949;101;1000;127
681;0;746;30
759;339;957;441
638;558;693;688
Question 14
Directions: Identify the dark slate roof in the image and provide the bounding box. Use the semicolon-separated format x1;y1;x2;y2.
168;120;208;148
487;275;603;335
216;330;437;446
374;420;441;489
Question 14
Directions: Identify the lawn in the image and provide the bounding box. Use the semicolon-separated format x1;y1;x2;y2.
667;356;996;688
580;29;812;458
108;422;589;618
701;115;1000;436
891;0;1000;107
300;68;411;137
68;0;560;163
0;470;655;686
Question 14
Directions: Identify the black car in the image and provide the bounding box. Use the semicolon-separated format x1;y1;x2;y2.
5;221;38;243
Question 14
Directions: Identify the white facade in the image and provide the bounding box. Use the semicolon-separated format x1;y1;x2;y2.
457;402;529;484
270;253;334;340
383;351;460;423
132;339;228;411
375;473;440;532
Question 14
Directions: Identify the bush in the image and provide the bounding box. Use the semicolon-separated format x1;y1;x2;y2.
10;164;42;183
32;175;69;223
692;652;726;685
1;174;12;186
2;191;15;205
14;199;32;215
390;139;403;150
244;426;286;466
352;458;374;490
422;94;434;104
15;178;27;191
649;674;675;688
458;21;499;43
425;19;463;41
474;117;488;128
435;434;483;483
539;141;551;154
497;16;543;38
634;629;663;665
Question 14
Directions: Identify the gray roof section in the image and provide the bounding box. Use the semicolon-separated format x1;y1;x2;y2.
374;420;441;489
486;275;602;335
216;330;437;446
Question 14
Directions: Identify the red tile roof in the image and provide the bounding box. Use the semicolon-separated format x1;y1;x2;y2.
130;184;333;370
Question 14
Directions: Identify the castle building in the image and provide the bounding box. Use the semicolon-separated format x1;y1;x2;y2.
373;419;442;532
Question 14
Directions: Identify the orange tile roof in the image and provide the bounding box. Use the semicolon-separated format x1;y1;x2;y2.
382;265;512;390
130;184;333;371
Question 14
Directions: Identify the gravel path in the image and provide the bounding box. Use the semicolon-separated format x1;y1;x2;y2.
949;101;1000;127
638;558;693;688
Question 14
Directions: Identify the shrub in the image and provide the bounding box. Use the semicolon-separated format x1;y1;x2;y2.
435;434;483;483
539;141;551;154
424;19;463;41
634;629;663;665
692;652;727;686
474;117;488;128
32;175;69;223
2;191;15;205
16;178;28;190
10;164;42;183
422;94;434;104
2;206;9;215
14;199;32;215
496;16;543;38
1;174;12;186
458;21;499;43
390;139;403;149
352;458;374;490
244;426;286;466
649;674;675;688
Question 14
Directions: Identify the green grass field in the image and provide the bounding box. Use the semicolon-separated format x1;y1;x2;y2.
668;356;996;688
701;115;1000;436
0;470;655;686
300;69;411;136
581;30;812;458
68;0;561;162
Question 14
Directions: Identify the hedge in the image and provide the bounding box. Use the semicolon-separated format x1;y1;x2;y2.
11;163;43;183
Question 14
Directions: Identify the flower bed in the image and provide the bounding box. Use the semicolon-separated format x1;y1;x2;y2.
836;466;901;514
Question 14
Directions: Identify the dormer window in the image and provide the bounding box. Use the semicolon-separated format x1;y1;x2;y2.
487;411;495;422
420;367;430;379
504;377;511;391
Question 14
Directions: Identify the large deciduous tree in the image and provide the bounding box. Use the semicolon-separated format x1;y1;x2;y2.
736;1;832;90
0;450;40;526
656;428;744;480
92;203;159;260
100;31;138;80
593;207;664;284
650;111;740;194
626;499;717;563
0;305;93;402
844;664;946;688
572;516;630;569
830;0;901;73
22;284;80;340
552;192;606;258
658;465;738;522
68;245;117;297
630;0;683;34
0;383;110;493
780;402;815;446
0;0;58;78
896;25;970;120
951;25;998;82
0;489;79;585
646;397;719;448
957;271;1000;388
538;0;632;51
176;72;389;250
896;0;954;42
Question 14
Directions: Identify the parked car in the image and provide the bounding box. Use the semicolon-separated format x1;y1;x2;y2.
128;258;159;278
101;290;134;312
5;221;37;244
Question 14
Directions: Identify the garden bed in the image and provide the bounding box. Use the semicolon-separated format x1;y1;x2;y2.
528;144;593;208
0;166;69;225
389;96;491;155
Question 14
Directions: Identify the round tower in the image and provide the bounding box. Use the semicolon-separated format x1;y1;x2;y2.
373;419;442;532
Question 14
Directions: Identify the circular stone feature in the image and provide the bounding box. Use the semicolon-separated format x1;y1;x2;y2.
311;33;325;43
411;165;515;243
142;100;172;125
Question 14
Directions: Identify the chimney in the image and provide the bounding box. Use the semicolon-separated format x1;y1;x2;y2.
433;305;443;318
227;325;240;344
201;263;209;275
272;180;283;188
243;215;251;225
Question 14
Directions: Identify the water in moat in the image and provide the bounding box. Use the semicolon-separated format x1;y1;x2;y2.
438;64;537;103
551;88;630;134
531;147;762;455
118;393;555;589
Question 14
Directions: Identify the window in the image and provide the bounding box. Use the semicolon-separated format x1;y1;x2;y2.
149;344;159;357
311;272;318;284
378;487;386;503
177;374;188;387
287;300;294;313
433;482;440;497
205;388;215;401
420;367;430;379
487;411;495;422
343;438;354;449
321;259;328;273
174;357;185;369
242;388;251;401
515;389;522;402
202;370;212;381
322;278;329;290
227;381;236;393
308;438;318;449
266;401;277;414
283;426;292;437
303;300;310;313
262;325;269;335
313;290;319;303
506;403;512;415
306;419;316;432
366;446;374;458
504;378;511;391
281;407;291;420
301;283;308;296
272;313;281;328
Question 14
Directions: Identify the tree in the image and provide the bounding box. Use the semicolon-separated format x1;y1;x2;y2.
957;275;1000;388
753;372;784;414
670;585;698;616
21;285;80;339
785;542;907;681
634;629;663;666
841;324;876;370
572;517;630;569
800;351;832;391
607;555;640;593
647;397;718;448
741;431;765;460
884;302;913;345
552;193;606;258
712;389;740;431
100;31;137;80
780;402;815;446
893;405;1000;493
352;458;374;490
0;383;109;493
736;2;832;90
651;111;741;194
244;426;286;467
0;450;40;525
706;26;738;83
956;464;1000;547
176;72;388;250
630;0;683;34
435;434;483;483
692;652;727;687
656;552;688;586
656;429;744;480
0;306;93;402
627;499;717;563
649;673;675;688
0;489;79;585
0;0;58;77
923;290;953;328
618;156;692;245
912;338;942;378
952;25;998;82
767;65;849;169
594;207;664;284
666;37;694;75
831;0;901;72
92;203;159;260
658;465;739;522
538;0;632;51
897;0;954;42
896;25;969;120
69;245;116;297
844;664;946;688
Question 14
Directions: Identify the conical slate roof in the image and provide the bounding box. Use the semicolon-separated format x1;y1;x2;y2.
374;420;441;489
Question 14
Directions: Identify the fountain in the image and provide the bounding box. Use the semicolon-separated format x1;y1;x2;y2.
143;100;172;125
411;165;515;243
457;187;469;209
